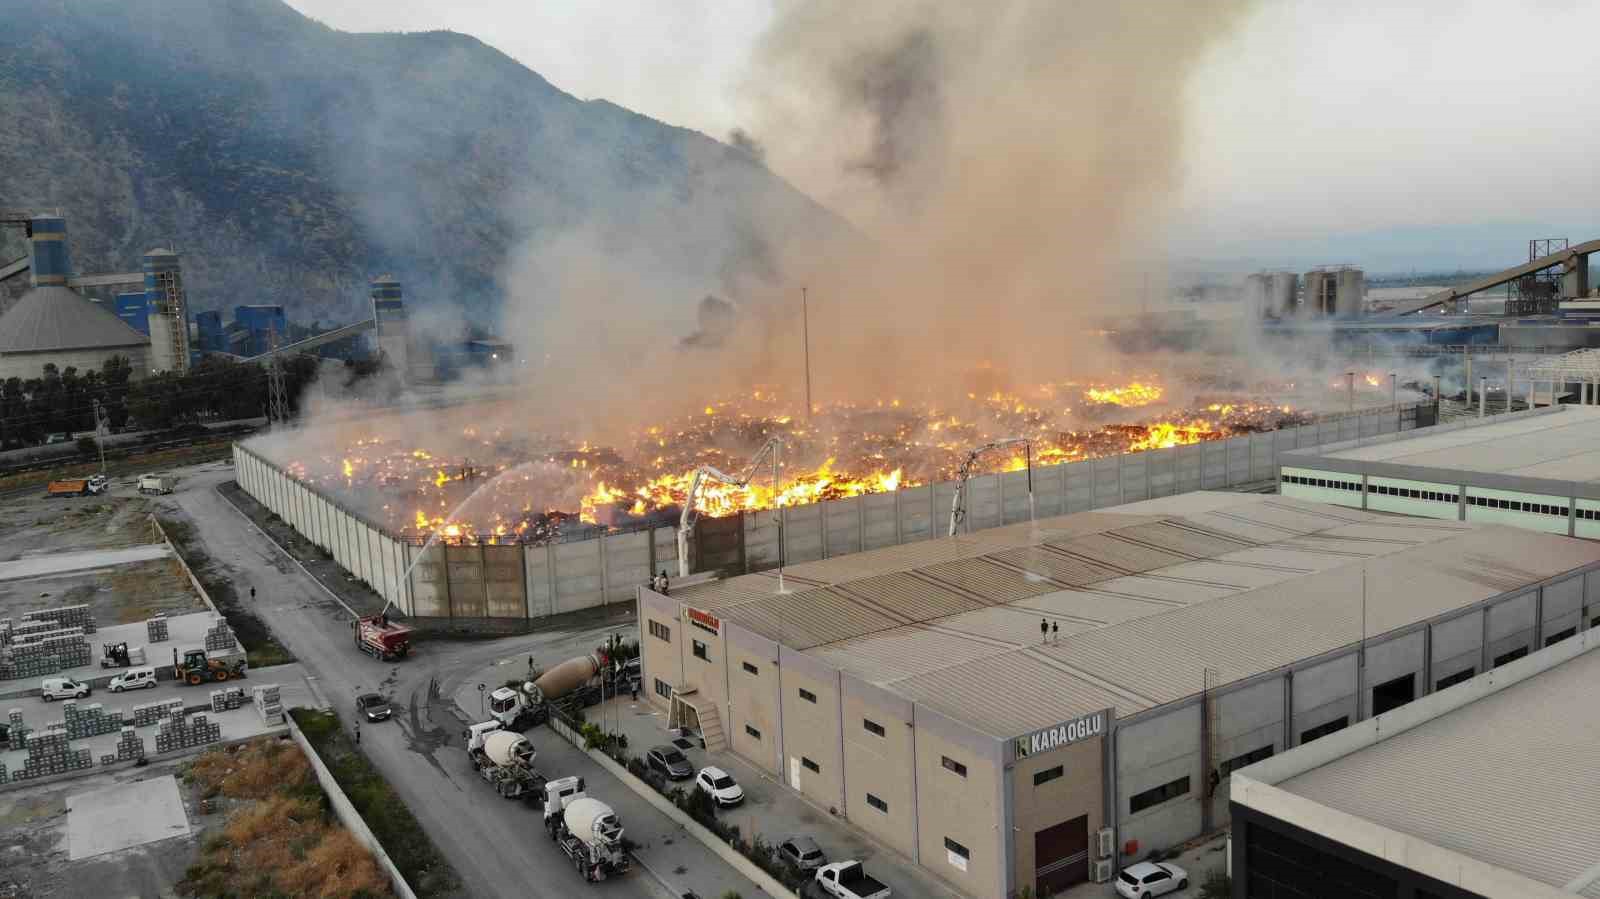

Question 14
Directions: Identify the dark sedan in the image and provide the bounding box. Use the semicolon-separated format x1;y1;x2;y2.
356;693;392;722
646;744;694;780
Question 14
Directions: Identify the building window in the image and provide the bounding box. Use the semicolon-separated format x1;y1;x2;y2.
802;756;820;774
798;687;817;704
1219;744;1275;777
866;793;888;813
944;837;970;860
649;619;671;642
941;756;967;778
1129;776;1190;814
745;724;762;740
1545;627;1577;646
742;661;759;675
1300;716;1349;745
1435;668;1474;691
1494;646;1528;667
654;678;672;699
692;639;709;661
1033;765;1064;786
863;718;885;737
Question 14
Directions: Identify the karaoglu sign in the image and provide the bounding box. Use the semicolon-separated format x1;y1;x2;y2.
1014;711;1107;760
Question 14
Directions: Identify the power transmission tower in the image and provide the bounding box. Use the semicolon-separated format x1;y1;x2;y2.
267;361;289;427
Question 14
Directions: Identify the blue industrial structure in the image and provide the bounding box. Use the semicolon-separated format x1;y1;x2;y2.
194;309;223;353
115;291;150;334
27;216;69;287
233;304;286;355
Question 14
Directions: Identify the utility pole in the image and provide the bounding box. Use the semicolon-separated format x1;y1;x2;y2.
801;287;813;420
1346;371;1355;413
91;398;109;476
267;361;288;427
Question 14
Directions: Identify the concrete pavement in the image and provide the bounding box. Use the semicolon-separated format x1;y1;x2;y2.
171;463;760;899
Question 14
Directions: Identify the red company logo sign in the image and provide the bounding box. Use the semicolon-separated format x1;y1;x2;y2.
686;607;721;634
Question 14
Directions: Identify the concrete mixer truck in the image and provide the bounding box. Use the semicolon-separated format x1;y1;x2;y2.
488;652;607;731
543;775;630;882
465;722;546;801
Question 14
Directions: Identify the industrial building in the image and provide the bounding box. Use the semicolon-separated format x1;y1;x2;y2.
1231;631;1600;899
1280;404;1600;538
636;492;1600;897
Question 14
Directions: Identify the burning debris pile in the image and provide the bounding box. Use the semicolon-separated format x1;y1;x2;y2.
272;378;1318;545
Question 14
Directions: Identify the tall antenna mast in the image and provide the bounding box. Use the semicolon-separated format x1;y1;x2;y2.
801;286;813;421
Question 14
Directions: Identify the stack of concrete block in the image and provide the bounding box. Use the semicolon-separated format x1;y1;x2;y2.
113;727;146;762
132;697;184;728
155;712;219;753
6;709;28;750
0;760;7;783
22;605;97;635
0;626;90;680
252;684;283;724
203;619;237;653
209;687;246;713
8;620;53;642
0;618;11;644
16;732;92;780
62;701;123;739
146;615;169;643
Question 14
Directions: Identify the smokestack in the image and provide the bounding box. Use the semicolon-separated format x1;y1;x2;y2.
27;216;69;288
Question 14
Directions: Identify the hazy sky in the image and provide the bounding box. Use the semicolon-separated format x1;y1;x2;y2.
287;0;1600;265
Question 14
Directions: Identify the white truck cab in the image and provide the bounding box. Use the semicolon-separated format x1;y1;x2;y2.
464;720;504;752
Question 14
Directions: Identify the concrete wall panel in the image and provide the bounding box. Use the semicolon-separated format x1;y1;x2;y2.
526;545;554;618
407;543;449;618
1147;448;1176;498
966;474;1002;531
1116;703;1202;861
898;485;935;544
1065;460;1093;513
1544;575;1583;620
1120;453;1150;503
784;504;824;563
445;545;487;618
1431;610;1482;661
1487;592;1536;642
604;531;652;603
1092;457;1121;509
483;544;526;618
862;492;899;551
553;538;604;611
825;497;863;557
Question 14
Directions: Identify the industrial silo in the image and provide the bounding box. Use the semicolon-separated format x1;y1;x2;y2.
27;216;70;287
1335;267;1365;318
143;249;191;373
1245;273;1271;319
1268;271;1298;317
1302;270;1335;317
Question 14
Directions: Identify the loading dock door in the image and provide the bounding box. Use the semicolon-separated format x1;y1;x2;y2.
1371;672;1416;716
1034;814;1089;894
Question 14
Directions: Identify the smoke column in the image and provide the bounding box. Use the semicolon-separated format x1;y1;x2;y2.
736;0;1258;399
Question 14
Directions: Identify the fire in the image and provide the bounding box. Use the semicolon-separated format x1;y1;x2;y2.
284;379;1311;544
1364;374;1382;387
1084;382;1162;407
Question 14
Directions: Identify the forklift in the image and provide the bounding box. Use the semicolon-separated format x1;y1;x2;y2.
100;642;132;668
172;647;247;686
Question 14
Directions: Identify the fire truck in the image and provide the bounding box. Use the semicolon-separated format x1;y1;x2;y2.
353;614;413;661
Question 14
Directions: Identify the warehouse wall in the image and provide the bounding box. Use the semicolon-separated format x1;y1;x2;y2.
233;402;1421;623
1116;703;1202;859
840;676;919;860
775;648;845;813
725;624;782;777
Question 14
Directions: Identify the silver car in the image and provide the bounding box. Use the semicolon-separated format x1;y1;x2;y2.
776;835;827;872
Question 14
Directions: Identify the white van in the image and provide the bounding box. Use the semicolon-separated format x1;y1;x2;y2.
41;677;91;701
109;666;157;692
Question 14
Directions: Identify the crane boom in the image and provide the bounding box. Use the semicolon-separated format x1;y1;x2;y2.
949;438;1032;537
677;437;783;578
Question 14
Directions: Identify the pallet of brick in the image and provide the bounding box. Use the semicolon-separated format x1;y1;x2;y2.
19;731;92;779
0;761;7;783
132;697;184;728
62;701;122;739
0;618;12;645
115;727;146;761
209;687;246;713
252;683;283;724
6;709;27;750
9;620;53;641
155;713;220;753
22;605;96;635
203;619;238;653
146;615;169;643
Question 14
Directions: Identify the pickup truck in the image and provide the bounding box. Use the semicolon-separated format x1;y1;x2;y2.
815;861;890;899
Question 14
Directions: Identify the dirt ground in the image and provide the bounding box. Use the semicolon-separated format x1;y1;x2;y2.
0;487;207;626
0;760;208;899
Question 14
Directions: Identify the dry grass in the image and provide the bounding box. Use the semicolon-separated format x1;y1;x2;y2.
180;739;392;898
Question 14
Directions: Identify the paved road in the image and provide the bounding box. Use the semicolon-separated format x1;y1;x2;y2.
169;464;759;899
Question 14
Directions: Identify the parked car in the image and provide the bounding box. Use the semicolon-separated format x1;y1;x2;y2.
695;766;745;806
109;666;158;692
41;677;91;701
355;693;393;722
776;835;828;872
1115;861;1188;899
646;744;694;780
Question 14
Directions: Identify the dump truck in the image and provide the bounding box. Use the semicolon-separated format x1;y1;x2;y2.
47;479;91;497
172;647;247;685
137;473;175;494
353;614;413;661
465;721;546;801
543;777;630;882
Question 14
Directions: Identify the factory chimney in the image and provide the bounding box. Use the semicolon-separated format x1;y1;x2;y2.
143;248;191;373
370;274;409;380
27;216;69;288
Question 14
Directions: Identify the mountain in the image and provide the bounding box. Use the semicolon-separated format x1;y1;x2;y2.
0;0;840;328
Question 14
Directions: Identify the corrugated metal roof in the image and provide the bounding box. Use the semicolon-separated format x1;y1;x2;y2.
0;286;150;353
917;557;1058;604
718;588;900;649
1106;519;1258;559
887;649;1145;738
807;626;1019;685
832;572;985;622
1280;645;1600;892
1049;531;1193;573
984;544;1125;586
